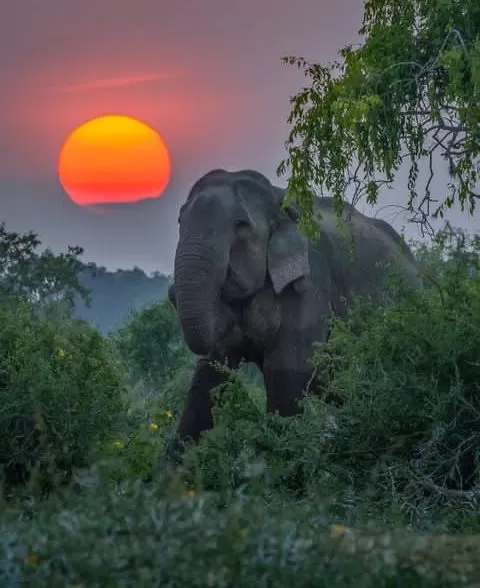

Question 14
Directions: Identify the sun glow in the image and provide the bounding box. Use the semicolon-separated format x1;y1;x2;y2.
58;115;171;206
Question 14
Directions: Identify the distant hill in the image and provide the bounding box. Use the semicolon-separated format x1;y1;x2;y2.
74;263;171;334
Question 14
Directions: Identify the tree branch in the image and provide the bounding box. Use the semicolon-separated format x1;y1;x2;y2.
416;477;480;500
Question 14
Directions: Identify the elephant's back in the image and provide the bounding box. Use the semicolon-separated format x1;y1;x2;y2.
313;197;415;266
310;198;421;302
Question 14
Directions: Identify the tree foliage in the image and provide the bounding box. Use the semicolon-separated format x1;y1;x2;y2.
278;0;480;237
113;299;192;391
0;223;89;310
0;297;126;492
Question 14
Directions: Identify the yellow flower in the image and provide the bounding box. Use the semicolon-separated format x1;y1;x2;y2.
165;410;174;420
33;412;46;433
185;488;197;498
330;524;347;538
149;422;159;432
56;348;65;359
24;553;40;566
112;439;124;450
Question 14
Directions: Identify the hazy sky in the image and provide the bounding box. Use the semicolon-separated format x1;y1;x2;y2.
1;1;478;275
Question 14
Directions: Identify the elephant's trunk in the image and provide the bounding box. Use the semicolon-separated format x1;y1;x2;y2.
173;238;228;356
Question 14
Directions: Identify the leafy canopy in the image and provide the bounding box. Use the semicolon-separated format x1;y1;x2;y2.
0;223;89;310
278;0;480;237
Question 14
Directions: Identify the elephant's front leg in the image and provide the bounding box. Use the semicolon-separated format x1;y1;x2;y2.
176;357;231;442
263;345;314;417
166;354;240;462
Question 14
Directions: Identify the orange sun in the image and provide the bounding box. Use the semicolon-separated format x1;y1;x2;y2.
58;115;171;206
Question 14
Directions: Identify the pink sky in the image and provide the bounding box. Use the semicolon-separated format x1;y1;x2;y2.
4;1;465;275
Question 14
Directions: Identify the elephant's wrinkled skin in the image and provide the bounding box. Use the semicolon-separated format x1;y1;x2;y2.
166;169;422;457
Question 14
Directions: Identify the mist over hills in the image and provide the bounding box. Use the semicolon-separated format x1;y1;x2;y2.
74;263;171;334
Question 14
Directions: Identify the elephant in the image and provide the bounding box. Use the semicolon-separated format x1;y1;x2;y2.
166;168;422;457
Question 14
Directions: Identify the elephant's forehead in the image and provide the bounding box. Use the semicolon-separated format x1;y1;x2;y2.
186;186;236;216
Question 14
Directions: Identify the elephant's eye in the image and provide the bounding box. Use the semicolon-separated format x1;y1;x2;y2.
234;219;249;229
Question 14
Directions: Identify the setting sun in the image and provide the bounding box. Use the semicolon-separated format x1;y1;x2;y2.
58;115;171;206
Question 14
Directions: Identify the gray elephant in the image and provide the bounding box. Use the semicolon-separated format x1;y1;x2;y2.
167;168;421;454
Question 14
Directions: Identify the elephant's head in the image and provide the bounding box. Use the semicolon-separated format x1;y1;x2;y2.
173;169;310;356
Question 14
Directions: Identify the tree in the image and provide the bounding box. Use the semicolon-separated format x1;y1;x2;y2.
113;298;192;391
278;0;480;237
0;223;89;310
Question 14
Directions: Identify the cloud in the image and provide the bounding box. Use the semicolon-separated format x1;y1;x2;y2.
48;73;180;93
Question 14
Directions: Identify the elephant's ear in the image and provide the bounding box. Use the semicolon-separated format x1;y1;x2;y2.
267;220;310;295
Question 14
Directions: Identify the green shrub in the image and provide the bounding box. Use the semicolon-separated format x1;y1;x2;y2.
112;298;192;393
91;393;178;484
0;477;471;587
0;297;127;494
92;359;266;487
178;367;332;505
310;225;480;498
95;299;203;486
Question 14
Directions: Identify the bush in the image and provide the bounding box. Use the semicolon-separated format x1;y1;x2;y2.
0;297;127;494
112;298;192;394
0;477;470;587
176;366;330;506
310;225;480;498
92;360;266;488
91;392;178;485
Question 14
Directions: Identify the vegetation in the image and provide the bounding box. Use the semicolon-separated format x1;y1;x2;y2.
0;222;172;335
112;298;191;393
278;0;480;237
2;0;480;584
0;297;127;495
0;222;88;309
2;219;480;584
